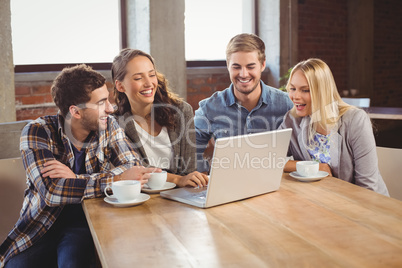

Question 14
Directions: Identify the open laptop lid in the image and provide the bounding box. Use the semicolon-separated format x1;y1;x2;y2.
204;128;292;207
161;128;292;208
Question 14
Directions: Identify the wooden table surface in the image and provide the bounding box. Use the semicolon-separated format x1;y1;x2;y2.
82;174;402;268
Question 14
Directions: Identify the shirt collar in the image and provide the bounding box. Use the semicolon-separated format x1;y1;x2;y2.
57;112;98;147
57;112;66;137
225;84;237;106
259;82;270;105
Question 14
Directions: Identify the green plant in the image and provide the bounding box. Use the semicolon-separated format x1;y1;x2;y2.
279;67;293;92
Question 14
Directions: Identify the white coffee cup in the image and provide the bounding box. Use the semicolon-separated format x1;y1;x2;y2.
296;161;319;177
104;180;141;202
147;171;167;189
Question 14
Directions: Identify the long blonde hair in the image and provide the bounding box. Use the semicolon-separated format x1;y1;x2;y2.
287;58;353;134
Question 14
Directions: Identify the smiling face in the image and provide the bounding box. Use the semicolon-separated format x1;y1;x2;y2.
116;56;158;111
227;51;266;99
288;70;312;117
79;84;114;132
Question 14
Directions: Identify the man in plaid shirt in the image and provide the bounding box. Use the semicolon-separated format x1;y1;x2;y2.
0;64;156;267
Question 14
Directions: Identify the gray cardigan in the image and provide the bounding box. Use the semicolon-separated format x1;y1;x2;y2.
119;101;196;176
279;108;389;196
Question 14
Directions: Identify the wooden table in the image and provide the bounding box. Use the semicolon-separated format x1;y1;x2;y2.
82;174;402;268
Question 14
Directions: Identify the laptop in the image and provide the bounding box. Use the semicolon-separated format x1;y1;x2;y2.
160;128;292;208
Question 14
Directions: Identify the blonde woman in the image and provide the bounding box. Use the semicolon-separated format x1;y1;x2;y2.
279;58;389;196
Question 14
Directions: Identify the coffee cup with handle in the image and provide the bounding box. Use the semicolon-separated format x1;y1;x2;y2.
104;180;141;203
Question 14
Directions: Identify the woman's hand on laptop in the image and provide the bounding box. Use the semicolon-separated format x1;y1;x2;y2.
170;171;209;188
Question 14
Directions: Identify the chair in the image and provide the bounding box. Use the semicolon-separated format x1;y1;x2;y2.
342;98;371;108
0;157;27;242
0;120;32;159
376;146;402;201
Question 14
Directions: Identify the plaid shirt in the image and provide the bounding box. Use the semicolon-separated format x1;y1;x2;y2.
0;114;139;267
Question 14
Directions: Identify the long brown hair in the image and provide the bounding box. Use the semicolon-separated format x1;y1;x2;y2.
112;48;182;129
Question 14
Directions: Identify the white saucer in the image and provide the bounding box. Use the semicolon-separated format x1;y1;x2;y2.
142;182;176;194
104;193;150;208
289;171;329;182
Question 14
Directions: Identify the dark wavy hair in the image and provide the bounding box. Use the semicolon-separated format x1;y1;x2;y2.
52;64;106;118
112;48;182;129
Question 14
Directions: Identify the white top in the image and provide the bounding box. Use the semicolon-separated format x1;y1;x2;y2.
134;120;173;169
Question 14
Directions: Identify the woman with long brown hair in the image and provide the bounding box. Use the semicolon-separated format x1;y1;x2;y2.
112;48;208;188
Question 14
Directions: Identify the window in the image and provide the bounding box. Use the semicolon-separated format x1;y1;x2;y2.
185;0;256;65
11;0;257;71
11;0;120;70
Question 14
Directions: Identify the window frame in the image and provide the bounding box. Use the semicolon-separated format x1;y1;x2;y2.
186;0;259;68
13;0;125;73
13;0;258;72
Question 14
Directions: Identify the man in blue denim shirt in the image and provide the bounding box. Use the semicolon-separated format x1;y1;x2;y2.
194;33;293;173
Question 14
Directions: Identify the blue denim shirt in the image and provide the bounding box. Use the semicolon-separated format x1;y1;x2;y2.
194;81;293;172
